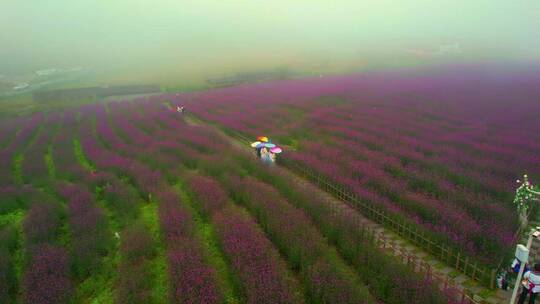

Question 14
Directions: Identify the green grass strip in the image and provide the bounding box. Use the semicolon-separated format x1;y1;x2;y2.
1;210;26;288
45;144;55;178
0;210;24;230
140;202;168;304
72;195;122;304
174;182;240;304
13;153;24;184
73;138;95;172
73;254;118;304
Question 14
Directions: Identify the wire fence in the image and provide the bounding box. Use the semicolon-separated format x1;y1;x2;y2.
370;231;480;304
280;158;498;286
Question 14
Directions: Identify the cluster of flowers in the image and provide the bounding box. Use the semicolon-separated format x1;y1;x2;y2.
116;223;156;304
213;206;304;303
287;109;516;261
50;113;88;182
0;112;44;186
105;101;320;303
22;198;64;256
57;183;111;279
84;102;222;303
188;174;303;303
0;221;18;301
0;184;32;214
105;101;316;303
225;176;374;304
20;190;72;304
116;98;457;302
188;175;228;218
157;189;222;303
257;165;457;303
22;244;72;304
100;176;141;226
21;113;62;185
0;116;21;148
60;109;166;303
76;109;162;199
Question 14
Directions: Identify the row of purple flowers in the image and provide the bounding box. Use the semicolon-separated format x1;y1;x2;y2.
189;175;304;303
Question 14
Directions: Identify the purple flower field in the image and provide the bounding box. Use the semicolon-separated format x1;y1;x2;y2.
176;69;540;265
1;68;537;303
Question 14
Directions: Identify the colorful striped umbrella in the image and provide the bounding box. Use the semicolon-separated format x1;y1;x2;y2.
250;141;261;148
257;136;269;142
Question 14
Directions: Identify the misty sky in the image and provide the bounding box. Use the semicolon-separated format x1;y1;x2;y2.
1;1;539;83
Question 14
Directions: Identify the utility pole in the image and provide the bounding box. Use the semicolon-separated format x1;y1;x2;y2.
509;175;540;303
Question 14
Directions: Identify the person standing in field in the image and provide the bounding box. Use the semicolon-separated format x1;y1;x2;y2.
260;147;268;162
269;151;276;163
518;262;540;304
256;146;262;158
513;259;530;274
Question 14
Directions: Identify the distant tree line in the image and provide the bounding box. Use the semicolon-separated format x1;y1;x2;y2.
32;85;161;102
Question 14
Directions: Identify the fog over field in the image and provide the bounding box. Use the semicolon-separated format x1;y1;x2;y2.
2;0;539;85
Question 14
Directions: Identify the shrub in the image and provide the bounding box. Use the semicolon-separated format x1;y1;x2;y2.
158;191;193;243
116;223;156;304
213;207;304;304
0;186;20;214
0;248;16;304
116;260;154;304
59;184;112;278
23;202;63;253
102;180;140;226
22;245;72;304
224;176;373;304
0;225;18;253
188;175;228;217
167;240;222;304
119;224;156;260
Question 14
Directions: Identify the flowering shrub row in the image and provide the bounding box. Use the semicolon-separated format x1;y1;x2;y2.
187;173;304;303
19;189;72;304
21;114;61;185
225;176;374;304
116;224;156;304
57;183;112;279
0;112;43;186
213;206;304;304
85;106;224;303
188;175;228;218
22;244;72;304
157;190;222;303
249;164;455;303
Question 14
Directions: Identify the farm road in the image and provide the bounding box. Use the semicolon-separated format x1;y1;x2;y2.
183;113;509;304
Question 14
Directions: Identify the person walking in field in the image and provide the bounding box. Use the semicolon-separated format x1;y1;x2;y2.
260;147;269;162
518;263;540;304
269;151;276;163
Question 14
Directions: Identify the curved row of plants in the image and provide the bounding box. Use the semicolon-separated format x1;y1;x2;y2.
1;93;470;304
99;100;374;303
127;98;457;303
